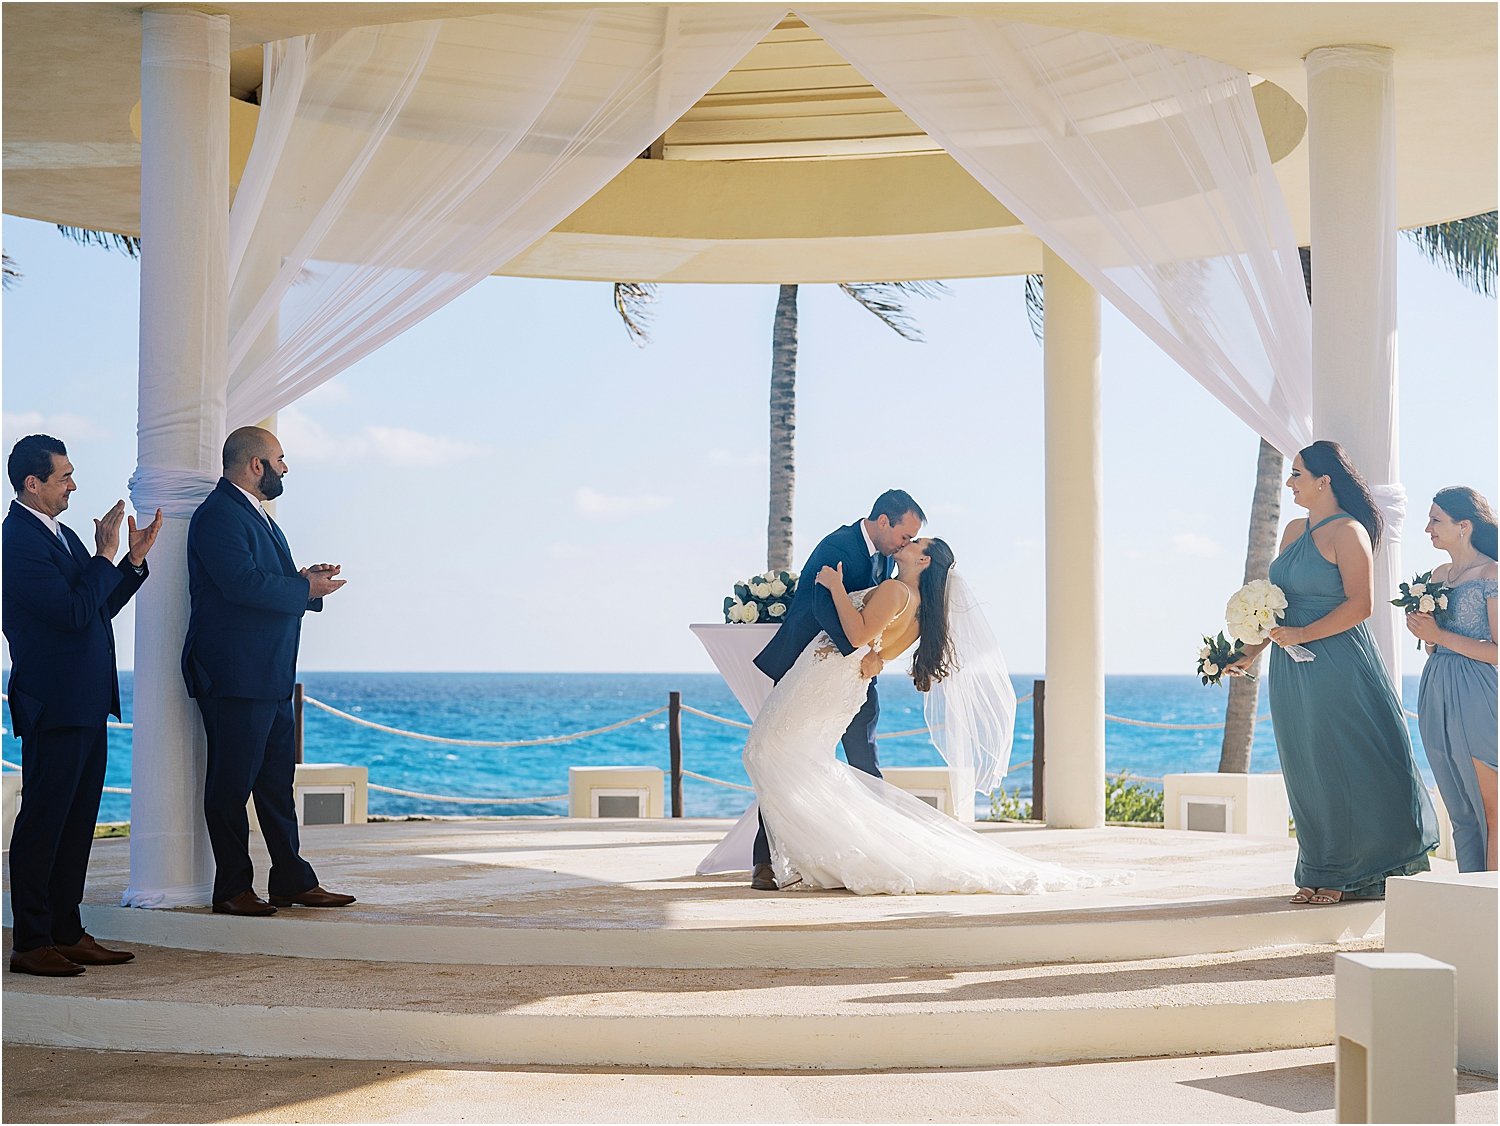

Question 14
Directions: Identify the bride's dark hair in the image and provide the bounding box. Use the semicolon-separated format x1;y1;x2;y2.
911;538;957;692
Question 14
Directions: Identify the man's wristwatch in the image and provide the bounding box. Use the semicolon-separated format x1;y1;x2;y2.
127;559;146;576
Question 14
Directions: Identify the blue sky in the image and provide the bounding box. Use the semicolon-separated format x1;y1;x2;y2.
2;214;1494;674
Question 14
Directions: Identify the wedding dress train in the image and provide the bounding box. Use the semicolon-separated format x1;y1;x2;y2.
698;591;1127;895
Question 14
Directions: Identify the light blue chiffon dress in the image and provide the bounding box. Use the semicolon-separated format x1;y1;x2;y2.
1417;576;1498;872
1268;514;1437;897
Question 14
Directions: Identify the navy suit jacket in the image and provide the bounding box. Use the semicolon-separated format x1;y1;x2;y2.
2;501;147;738
182;478;321;701
753;521;880;683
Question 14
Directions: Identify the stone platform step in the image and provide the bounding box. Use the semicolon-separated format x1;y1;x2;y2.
3;936;1379;1070
53;893;1387;971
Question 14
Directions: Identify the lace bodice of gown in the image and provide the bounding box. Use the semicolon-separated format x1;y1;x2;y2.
1435;577;1498;649
738;588;1127;896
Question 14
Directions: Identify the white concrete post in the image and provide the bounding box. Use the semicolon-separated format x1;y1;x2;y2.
124;10;230;907
1305;45;1403;685
1042;247;1105;829
1335;952;1456;1123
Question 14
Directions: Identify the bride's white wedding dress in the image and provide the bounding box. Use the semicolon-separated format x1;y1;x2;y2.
699;589;1127;895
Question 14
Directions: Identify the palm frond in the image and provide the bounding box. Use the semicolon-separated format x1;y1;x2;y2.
57;226;141;259
2;252;20;290
612;281;658;347
837;280;949;341
1024;274;1045;345
1401;211;1496;298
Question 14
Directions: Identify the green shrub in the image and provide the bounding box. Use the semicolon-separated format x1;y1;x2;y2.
984;773;1164;824
1105;773;1163;823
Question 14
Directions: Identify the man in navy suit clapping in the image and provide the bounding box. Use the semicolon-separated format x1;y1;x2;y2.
3;434;162;975
184;426;354;917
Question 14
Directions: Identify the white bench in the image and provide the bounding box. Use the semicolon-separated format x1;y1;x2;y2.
1335;951;1456;1123
1387;871;1498;1077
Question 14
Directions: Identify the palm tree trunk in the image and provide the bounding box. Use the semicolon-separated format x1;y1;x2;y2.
1218;437;1283;771
1218;247;1310;772
767;284;799;571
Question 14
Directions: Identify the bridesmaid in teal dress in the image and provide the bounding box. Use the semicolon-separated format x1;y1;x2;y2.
1229;440;1436;903
1406;486;1498;872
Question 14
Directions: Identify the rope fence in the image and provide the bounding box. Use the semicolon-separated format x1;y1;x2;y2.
0;683;1427;813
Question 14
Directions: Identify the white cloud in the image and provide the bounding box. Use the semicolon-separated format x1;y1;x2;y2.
2;410;107;442
574;486;672;520
1170;532;1222;559
278;408;489;467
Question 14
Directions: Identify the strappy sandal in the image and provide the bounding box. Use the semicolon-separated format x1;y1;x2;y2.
1289;887;1316;904
1308;888;1344;905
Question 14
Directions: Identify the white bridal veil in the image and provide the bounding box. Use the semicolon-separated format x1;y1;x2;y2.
923;570;1018;821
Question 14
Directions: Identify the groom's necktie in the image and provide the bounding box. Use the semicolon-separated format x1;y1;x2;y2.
871;552;886;584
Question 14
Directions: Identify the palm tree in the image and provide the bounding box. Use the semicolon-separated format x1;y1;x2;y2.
615;279;947;570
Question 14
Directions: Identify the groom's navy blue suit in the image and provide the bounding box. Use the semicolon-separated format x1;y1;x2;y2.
3;501;147;952
183;478;321;904
751;520;883;866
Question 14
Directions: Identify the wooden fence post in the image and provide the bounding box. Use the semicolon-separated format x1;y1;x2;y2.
293;682;305;765
669;690;683;818
1031;679;1045;822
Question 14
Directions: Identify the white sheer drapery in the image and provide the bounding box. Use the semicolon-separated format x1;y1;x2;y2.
226;5;784;426
798;7;1314;458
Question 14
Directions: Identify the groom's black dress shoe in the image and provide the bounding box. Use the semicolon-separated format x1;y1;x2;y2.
750;863;779;891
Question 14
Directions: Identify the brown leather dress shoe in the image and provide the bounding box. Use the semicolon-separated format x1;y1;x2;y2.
10;946;86;976
212;890;278;916
269;885;356;908
750;863;779;892
54;933;134;965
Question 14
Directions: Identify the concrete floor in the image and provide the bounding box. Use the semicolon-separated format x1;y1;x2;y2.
4;1043;1495;1124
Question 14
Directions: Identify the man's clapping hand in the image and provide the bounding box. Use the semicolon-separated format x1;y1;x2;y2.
127;508;164;566
93;500;126;561
300;563;346;598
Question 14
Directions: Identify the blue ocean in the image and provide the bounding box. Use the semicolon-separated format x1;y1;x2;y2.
2;672;1434;824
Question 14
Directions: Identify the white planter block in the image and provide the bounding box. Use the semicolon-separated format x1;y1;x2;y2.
249;763;368;833
2;771;21;850
1163;772;1289;837
1386;871;1498;1077
689;624;779;720
882;767;964;820
1335;952;1456;1123
568;767;664;819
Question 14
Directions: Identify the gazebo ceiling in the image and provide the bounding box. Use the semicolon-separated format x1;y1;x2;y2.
3;3;1495;282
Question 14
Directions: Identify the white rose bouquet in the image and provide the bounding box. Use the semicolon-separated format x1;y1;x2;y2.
724;569;799;624
1225;579;1316;663
1197;631;1250;686
1391;569;1453;650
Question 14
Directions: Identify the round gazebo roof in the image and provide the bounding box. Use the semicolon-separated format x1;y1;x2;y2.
3;3;1494;281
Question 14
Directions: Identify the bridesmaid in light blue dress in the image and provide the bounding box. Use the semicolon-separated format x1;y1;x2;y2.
1229;441;1436;903
1408;486;1498;872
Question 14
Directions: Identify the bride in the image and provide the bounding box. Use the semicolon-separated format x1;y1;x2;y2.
700;537;1124;895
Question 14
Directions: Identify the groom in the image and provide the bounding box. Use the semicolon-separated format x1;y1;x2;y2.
748;488;926;890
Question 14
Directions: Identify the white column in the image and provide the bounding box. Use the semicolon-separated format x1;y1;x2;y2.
1305;45;1403;685
1042;248;1105;829
124;10;230;907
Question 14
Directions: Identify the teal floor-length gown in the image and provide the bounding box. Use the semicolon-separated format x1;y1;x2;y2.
1267;514;1437;896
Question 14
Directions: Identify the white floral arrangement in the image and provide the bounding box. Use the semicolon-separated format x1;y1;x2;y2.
1197;631;1250;686
1225;579;1315;662
724;569;799;624
1391;570;1453;650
